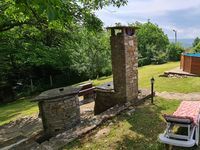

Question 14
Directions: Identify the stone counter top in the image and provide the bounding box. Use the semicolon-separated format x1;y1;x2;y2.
34;86;81;101
96;82;114;91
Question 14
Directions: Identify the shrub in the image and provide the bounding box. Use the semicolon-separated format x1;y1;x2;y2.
193;37;200;47
152;52;168;64
167;43;184;61
193;42;200;52
135;22;169;66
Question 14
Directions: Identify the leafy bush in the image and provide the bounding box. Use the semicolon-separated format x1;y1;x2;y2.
193;42;200;52
138;57;151;67
193;37;200;47
152;52;168;64
167;43;185;61
134;22;169;66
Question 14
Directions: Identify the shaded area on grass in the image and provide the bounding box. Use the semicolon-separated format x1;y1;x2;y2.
114;99;180;150
64;98;181;150
0;99;38;125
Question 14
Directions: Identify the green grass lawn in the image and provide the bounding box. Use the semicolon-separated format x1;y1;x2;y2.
139;62;200;93
93;61;200;93
0;98;38;125
1;61;200;127
64;98;181;150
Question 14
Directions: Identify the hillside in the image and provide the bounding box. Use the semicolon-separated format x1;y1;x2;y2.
170;38;194;48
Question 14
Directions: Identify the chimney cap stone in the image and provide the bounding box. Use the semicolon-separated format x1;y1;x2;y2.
106;26;139;30
106;26;139;36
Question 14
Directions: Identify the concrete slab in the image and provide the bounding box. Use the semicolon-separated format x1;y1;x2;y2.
164;67;199;77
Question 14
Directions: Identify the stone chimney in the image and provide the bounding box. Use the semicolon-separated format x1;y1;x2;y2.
109;26;138;102
94;26;139;114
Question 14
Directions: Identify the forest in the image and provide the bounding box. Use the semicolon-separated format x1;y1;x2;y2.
0;0;188;97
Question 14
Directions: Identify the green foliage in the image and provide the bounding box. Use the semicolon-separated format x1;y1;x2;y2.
167;43;185;61
0;25;111;90
70;29;111;78
192;37;200;47
134;22;169;66
193;42;200;52
0;0;127;32
0;0;125;93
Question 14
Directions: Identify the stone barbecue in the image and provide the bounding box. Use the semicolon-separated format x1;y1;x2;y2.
95;26;139;115
34;86;81;137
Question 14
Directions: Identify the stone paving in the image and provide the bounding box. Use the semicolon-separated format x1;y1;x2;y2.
0;89;151;150
1;90;197;149
164;67;198;77
156;91;200;101
0;115;42;149
0;102;95;150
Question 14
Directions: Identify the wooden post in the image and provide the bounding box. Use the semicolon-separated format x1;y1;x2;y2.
30;78;33;92
151;77;155;104
50;75;53;87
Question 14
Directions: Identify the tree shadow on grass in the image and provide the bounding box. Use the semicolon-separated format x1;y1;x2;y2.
115;100;200;150
114;102;167;150
63;99;200;150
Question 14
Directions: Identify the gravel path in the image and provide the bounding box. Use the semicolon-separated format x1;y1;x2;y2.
156;91;200;101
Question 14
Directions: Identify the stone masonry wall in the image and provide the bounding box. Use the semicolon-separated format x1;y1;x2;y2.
125;36;138;101
111;35;126;100
94;90;115;115
94;27;138;115
39;95;80;137
111;34;138;103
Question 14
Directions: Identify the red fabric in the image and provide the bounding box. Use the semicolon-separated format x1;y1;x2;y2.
172;101;200;125
163;114;193;122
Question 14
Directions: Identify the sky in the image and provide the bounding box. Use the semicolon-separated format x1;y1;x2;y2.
95;0;200;39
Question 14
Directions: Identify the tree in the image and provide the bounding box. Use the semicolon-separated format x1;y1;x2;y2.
167;43;185;61
0;0;127;32
71;28;111;78
193;42;200;52
192;37;200;47
0;0;126;93
132;22;169;66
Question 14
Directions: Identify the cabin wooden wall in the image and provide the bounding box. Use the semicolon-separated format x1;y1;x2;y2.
183;56;191;73
191;57;200;75
182;55;200;75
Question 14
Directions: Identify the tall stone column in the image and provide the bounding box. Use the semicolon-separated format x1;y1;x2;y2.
110;27;138;103
94;26;138;114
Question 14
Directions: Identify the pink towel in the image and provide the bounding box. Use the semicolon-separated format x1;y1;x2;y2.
173;101;200;125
